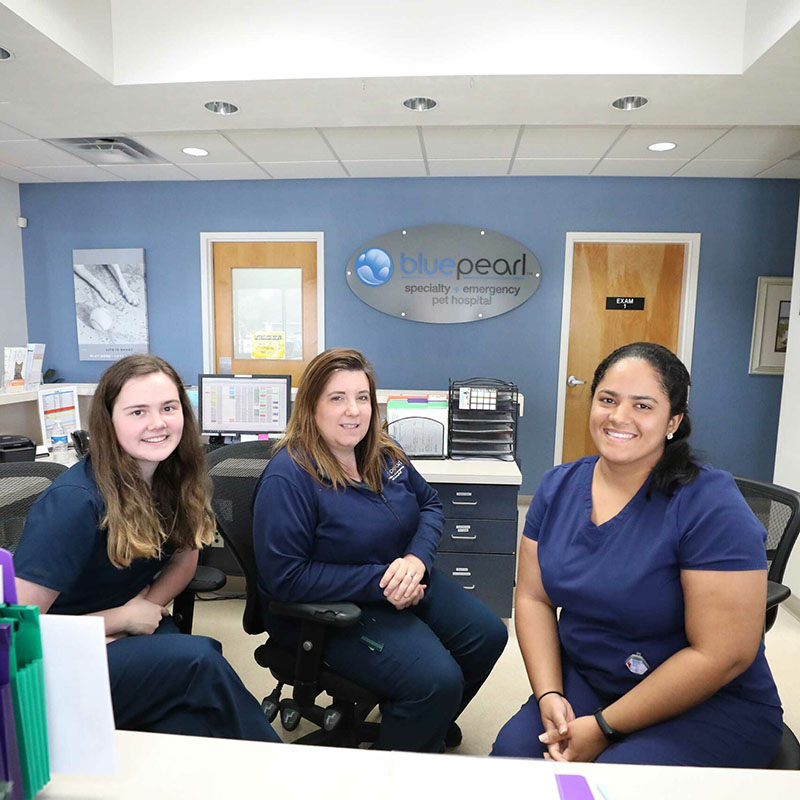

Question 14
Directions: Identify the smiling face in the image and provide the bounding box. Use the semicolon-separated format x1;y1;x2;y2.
111;371;184;483
589;357;682;473
314;369;372;461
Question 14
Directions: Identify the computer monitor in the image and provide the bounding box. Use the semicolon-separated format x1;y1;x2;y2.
198;374;291;437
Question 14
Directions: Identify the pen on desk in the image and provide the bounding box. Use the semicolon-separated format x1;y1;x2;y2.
595;783;617;800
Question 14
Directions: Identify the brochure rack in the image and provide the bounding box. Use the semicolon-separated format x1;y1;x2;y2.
447;378;519;461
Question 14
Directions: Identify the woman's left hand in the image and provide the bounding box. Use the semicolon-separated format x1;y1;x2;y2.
380;554;426;603
539;715;609;763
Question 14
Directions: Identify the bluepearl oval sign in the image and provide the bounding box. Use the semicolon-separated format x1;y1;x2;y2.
346;225;542;323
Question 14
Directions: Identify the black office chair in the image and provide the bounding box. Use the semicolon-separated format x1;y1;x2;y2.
734;476;800;770
206;439;381;746
69;429;226;634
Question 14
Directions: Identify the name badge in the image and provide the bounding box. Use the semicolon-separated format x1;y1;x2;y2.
626;652;650;675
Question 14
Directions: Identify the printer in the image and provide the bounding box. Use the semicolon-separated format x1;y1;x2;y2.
0;435;36;463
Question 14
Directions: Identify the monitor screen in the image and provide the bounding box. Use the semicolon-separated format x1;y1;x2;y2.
198;374;291;437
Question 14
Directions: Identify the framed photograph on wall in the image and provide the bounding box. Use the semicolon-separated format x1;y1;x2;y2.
749;276;793;375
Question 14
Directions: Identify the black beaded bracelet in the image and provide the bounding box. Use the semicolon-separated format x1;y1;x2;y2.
536;690;566;704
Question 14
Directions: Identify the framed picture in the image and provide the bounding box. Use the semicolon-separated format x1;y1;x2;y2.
749;276;793;375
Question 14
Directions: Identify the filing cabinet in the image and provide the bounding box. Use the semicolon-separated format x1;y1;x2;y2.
430;481;519;617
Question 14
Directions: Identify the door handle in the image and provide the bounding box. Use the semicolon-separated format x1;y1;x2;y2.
567;375;586;387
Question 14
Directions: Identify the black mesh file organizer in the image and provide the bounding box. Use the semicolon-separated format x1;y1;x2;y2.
447;378;519;461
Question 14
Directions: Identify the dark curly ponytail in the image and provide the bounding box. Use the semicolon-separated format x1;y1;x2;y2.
591;342;701;496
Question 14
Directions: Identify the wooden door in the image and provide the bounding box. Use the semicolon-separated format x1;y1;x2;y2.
212;241;318;383
562;242;685;463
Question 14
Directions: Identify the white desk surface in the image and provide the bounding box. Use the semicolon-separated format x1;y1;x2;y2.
37;730;799;800
412;457;522;485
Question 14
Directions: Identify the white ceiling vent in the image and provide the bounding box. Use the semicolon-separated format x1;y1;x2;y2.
48;136;167;165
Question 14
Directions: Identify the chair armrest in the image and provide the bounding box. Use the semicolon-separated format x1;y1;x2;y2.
268;600;361;628
187;565;227;594
767;580;791;611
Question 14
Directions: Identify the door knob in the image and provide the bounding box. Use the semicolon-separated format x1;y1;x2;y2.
567;375;586;387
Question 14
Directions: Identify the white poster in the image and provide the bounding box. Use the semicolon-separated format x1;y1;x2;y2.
72;248;149;361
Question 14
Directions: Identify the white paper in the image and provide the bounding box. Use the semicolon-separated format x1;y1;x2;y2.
39;614;118;775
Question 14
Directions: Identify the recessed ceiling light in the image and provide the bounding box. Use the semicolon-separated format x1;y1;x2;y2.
648;141;677;152
204;100;239;115
403;96;437;112
182;147;209;157
0;47;14;61
611;95;648;111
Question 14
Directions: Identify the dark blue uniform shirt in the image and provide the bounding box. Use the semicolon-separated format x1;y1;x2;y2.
253;446;443;604
14;457;167;615
526;456;781;706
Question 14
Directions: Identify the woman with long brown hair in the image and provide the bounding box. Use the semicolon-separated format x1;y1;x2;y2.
253;347;507;752
14;354;280;742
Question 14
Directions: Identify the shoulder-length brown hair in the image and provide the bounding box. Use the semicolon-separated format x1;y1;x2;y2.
278;348;405;492
89;354;215;568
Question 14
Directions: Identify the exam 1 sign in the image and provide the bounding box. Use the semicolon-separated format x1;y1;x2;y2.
345;225;542;323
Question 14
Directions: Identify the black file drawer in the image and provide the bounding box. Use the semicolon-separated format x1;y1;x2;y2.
434;553;516;618
442;517;517;554
436;483;517;520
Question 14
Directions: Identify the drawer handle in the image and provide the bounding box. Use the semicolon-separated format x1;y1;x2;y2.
455;491;474;497
452;500;478;506
451;534;477;540
462;585;476;591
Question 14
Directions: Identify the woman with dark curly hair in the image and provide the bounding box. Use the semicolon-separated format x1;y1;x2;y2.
492;342;782;767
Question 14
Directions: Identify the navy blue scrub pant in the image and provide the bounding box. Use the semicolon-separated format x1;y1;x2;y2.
491;656;783;767
267;568;508;752
107;617;280;742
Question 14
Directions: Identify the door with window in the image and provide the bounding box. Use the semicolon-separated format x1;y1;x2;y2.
211;240;319;383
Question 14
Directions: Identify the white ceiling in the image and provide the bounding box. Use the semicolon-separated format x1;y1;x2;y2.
2;0;800;183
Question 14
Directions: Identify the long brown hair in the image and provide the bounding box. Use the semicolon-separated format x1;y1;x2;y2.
89;354;215;567
278;348;405;491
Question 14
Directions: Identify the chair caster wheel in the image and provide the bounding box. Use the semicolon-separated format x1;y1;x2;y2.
281;702;301;731
261;697;279;723
322;706;344;732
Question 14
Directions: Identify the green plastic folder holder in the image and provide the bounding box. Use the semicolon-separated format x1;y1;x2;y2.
0;607;49;800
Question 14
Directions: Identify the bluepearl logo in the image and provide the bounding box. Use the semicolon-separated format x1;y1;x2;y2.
355;248;393;286
346;225;542;324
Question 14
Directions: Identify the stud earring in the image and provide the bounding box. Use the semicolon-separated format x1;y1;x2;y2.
666;433;674;440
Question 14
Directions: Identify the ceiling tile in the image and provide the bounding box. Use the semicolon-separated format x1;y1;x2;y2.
607;127;728;159
0;120;34;142
699;127;800;161
179;162;270;180
757;160;800;179
422;127;519;159
428;159;509;177
322;127;422;160
0;164;51;183
0;140;89;167
511;158;596;176
226;129;333;161
344;160;426;178
100;163;196;180
516;127;623;159
25;165;119;182
133;132;250;163
259;161;347;179
673;159;777;178
592;159;686;177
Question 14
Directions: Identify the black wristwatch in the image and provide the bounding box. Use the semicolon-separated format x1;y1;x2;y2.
593;708;627;743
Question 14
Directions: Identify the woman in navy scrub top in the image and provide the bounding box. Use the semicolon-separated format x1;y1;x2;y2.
14;355;279;743
492;342;782;767
253;348;507;752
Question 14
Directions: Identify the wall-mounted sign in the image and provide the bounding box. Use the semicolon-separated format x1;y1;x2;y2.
346;225;542;323
606;296;645;310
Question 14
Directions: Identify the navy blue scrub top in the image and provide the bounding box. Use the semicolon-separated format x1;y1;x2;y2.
526;456;780;705
14;457;167;615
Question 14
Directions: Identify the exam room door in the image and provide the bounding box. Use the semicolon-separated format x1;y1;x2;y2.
212;241;318;383
561;241;685;463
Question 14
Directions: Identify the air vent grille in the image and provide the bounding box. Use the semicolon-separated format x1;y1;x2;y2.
48;136;166;165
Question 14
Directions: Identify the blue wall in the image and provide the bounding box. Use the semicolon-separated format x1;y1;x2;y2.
20;176;799;493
